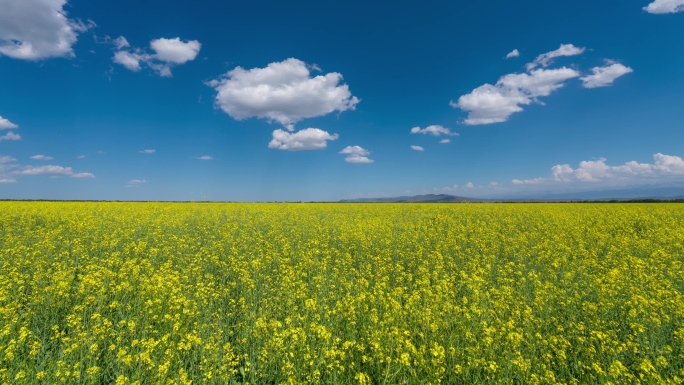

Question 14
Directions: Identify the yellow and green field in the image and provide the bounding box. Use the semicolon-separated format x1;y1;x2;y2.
1;202;683;384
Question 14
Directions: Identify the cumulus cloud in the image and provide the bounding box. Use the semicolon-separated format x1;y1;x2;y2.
440;139;451;144
139;149;156;154
526;44;585;70
411;145;424;151
340;145;373;163
0;132;21;142
410;125;459;136
30;154;54;160
581;62;634;88
113;36;201;77
127;179;147;187
0;116;18;130
268;128;339;151
512;153;684;186
0;0;94;60
453;67;580;125
644;0;684;13
197;155;213;160
208;58;359;130
150;38;201;64
17;165;94;178
505;49;520;59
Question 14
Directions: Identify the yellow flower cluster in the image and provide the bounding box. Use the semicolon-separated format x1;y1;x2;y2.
0;202;683;384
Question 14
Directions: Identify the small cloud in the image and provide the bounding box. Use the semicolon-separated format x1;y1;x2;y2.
197;155;214;160
77;155;86;159
30;154;54;160
505;49;520;59
411;145;424;151
0;178;16;183
644;0;684;13
139;149;156;154
113;36;130;50
465;182;475;189
268;128;339;151
113;36;201;77
410;125;459;136
340;145;374;163
0;132;21;142
0;155;16;163
0;116;18;130
580;62;633;88
127;179;147;187
526;43;585;70
439;139;451;144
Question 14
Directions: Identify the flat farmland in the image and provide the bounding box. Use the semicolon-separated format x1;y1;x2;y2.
0;202;683;384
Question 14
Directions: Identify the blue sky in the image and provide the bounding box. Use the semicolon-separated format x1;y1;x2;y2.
1;0;683;201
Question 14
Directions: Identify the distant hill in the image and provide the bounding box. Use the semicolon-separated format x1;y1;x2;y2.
340;194;486;203
339;192;684;203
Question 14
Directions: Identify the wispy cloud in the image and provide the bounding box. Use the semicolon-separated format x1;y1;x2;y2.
197;155;214;160
411;145;424;152
410;125;459;136
127;179;148;187
17;165;94;178
505;49;520;59
30;154;54;160
139;149;156;154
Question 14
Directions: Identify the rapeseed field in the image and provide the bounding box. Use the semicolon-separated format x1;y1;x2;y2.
0;202;683;384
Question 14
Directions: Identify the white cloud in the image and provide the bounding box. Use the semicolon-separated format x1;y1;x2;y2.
0;132;21;142
465;182;475;189
410;125;459;136
439;139;451;144
453;67;579;125
30;154;54;160
512;153;684;186
139;149;156;154
208;58;359;130
505;49;520;59
581;63;633;88
150;37;201;64
0;155;16;163
17;164;94;178
268;128;339;151
112;36;129;50
113;36;201;77
197;155;214;160
526;44;585;70
411;145;424;151
77;155;86;159
644;0;684;13
0;178;16;183
0;116;18;130
340;146;373;163
113;50;144;72
127;179;147;187
0;0;94;60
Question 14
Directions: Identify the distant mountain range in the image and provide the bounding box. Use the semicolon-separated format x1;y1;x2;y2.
340;192;684;203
